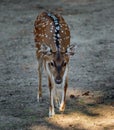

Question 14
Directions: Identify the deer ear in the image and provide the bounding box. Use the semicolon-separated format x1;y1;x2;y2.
41;45;52;54
66;44;77;56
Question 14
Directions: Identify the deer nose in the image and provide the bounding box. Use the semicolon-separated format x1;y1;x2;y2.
55;76;62;84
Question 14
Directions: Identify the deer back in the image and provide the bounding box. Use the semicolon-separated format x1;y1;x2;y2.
34;12;70;53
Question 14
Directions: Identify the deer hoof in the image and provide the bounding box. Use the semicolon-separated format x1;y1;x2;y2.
59;103;65;112
49;107;55;117
55;98;60;109
37;95;42;102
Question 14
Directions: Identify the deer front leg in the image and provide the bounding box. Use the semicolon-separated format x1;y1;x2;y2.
48;77;55;117
59;77;68;112
37;59;43;102
54;88;60;109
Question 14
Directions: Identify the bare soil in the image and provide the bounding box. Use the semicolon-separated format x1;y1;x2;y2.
0;0;114;130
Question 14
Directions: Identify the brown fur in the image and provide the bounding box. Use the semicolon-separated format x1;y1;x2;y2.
34;12;75;116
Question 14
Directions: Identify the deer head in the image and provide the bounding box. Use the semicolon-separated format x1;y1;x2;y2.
43;45;76;84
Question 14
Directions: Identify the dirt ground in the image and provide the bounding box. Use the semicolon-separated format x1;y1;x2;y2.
0;0;114;130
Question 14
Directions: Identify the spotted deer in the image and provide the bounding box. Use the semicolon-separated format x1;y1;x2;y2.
34;12;76;117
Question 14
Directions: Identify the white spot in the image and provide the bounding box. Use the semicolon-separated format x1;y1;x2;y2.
59;38;62;41
53;37;56;40
50;27;54;30
57;34;60;38
55;22;58;25
56;26;60;30
56;39;59;41
45;34;47;36
50;22;53;25
53;16;57;20
42;25;46;27
59;39;62;43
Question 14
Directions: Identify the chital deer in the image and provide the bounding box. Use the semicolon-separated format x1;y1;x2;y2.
34;12;75;117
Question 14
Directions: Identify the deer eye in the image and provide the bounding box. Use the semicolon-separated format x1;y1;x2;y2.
62;61;67;66
50;61;54;67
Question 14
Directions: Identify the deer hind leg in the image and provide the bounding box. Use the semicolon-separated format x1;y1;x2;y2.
37;59;43;102
48;77;55;117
